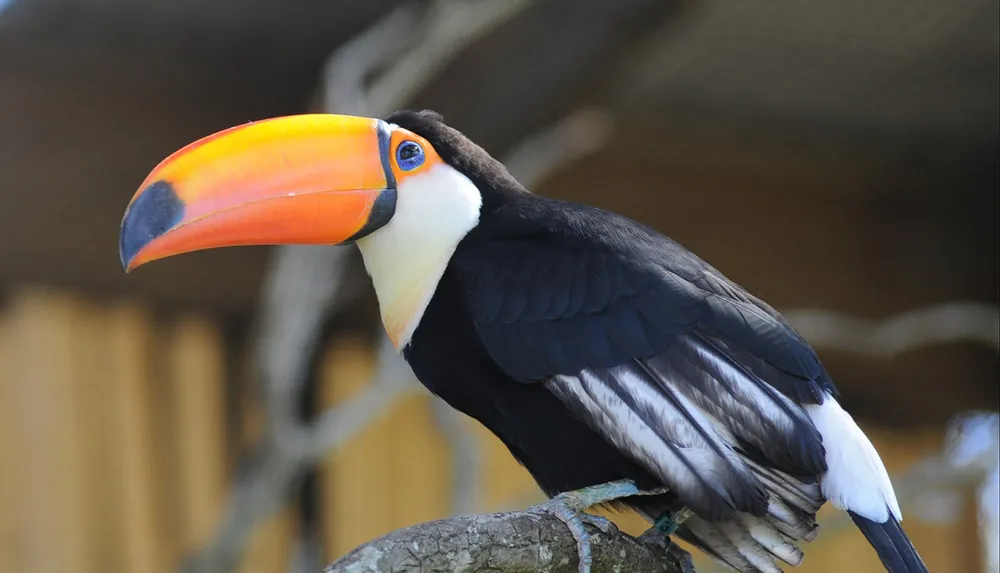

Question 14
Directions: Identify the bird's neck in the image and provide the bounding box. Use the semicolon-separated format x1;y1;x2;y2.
355;164;482;350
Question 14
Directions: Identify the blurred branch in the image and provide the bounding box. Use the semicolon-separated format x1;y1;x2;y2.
503;107;615;187
301;335;417;460
321;2;425;116
324;511;694;573
184;336;420;573
784;301;1000;356
364;0;533;115
324;0;531;116
430;397;481;515
256;247;355;434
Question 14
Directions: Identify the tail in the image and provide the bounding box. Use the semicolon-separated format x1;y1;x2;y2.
806;393;930;572
850;511;929;573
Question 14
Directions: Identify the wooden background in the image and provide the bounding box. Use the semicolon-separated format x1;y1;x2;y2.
0;288;987;572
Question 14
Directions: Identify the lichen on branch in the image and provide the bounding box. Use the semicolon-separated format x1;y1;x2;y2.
324;510;695;573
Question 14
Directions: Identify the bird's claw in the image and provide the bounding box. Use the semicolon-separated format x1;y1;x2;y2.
528;495;603;573
579;512;616;535
528;480;669;573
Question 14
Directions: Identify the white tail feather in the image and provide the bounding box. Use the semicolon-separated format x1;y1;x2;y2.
805;392;901;522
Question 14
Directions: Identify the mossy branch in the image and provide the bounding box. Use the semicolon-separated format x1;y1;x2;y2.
324;510;695;573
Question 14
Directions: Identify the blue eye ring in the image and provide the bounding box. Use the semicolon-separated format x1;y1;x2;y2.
395;141;425;171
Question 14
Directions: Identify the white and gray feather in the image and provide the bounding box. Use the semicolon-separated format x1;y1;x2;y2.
544;331;901;571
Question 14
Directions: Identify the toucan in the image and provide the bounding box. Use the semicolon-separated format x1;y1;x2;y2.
119;110;929;573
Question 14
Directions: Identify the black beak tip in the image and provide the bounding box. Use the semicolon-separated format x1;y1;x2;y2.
119;180;185;273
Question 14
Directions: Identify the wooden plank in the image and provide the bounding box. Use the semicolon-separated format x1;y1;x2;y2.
469;420;539;512
167;314;229;560
0;309;14;572
238;505;297;573
5;289;89;573
237;375;297;573
107;304;169;573
317;336;395;561
68;298;120;573
385;393;451;529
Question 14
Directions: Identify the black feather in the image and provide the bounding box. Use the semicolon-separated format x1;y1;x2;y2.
850;511;930;573
452;194;836;405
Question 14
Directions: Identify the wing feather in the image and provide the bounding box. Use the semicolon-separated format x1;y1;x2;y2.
451;199;841;569
547;365;764;520
648;332;827;475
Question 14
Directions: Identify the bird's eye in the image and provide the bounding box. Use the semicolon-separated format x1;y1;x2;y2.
396;141;425;171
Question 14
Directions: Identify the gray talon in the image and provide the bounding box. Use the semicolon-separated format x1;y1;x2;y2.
528;480;668;573
529;495;597;573
580;513;615;535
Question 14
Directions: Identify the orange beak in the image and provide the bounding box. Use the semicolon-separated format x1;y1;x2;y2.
119;114;397;272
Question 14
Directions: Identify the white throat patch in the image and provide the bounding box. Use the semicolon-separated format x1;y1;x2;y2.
356;163;482;350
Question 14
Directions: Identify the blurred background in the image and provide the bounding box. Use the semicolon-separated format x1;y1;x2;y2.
1;1;997;572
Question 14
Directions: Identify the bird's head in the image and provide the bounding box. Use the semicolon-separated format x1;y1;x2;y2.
119;109;511;273
119;110;517;346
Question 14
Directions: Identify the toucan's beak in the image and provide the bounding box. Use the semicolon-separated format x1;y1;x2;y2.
119;114;397;272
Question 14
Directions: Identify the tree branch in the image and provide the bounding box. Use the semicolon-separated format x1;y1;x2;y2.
502;107;614;188
324;511;695;573
783;302;1000;356
365;0;533;115
321;1;425;116
302;335;417;460
255;246;356;434
430;396;482;516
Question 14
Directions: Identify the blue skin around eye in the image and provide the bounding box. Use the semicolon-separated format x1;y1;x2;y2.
396;142;425;171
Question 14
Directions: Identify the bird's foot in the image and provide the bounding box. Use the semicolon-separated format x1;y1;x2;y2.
528;495;607;573
528;480;670;573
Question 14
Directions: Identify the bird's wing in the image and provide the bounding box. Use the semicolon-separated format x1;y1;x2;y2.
451;203;831;524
